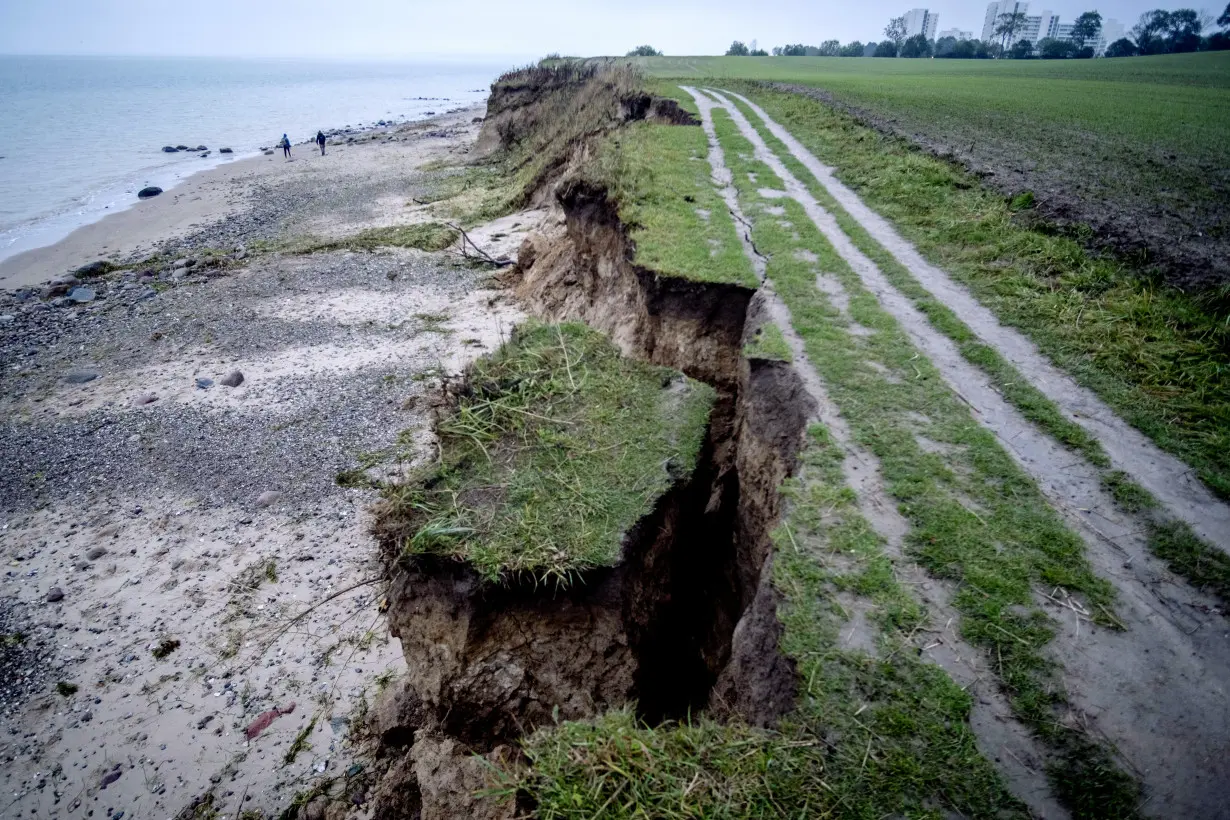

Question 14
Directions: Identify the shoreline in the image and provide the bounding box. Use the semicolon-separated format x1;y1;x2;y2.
0;97;543;819
0;104;485;291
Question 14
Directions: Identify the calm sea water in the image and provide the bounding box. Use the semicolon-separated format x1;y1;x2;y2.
0;55;512;262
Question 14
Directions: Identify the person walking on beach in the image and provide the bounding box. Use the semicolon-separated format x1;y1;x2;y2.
281;133;292;159
316;130;326;156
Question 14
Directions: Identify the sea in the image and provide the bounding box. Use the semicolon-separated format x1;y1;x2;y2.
0;55;518;263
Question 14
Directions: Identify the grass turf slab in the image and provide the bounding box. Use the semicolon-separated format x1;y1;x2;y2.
588;120;758;288
379;321;714;584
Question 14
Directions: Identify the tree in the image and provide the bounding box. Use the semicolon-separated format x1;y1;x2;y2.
840;40;866;56
1008;39;1035;58
874;40;899;57
1069;11;1103;48
995;10;1029;51
779;43;811;56
726;40;750;56
884;16;908;50
625;45;662;57
1133;9;1203;54
1037;37;1075;58
1203;30;1230;48
819;39;842;56
1105;37;1138;56
900;33;933;57
934;35;958;56
1220;2;1230;27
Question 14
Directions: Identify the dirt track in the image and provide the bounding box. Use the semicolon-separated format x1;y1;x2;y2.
688;84;1230;818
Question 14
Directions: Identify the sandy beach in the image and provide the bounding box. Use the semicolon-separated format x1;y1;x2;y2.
0;110;480;292
0;103;546;818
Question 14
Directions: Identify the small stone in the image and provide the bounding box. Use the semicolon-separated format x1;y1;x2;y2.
67;287;96;303
64;370;99;384
0;314;13;324
133;393;159;406
81;711;93;722
220;370;244;387
46;587;64;603
173;258;190;270
195;378;213;389
255;491;282;508
137;186;162;199
87;546;108;560
220;147;233;154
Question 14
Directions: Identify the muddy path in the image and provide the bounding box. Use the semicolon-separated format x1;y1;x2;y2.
691;84;1230;817
0;123;542;816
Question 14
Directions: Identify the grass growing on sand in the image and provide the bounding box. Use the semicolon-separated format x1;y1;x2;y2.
722;84;1230;499
709;107;1139;812
259;222;460;256
377;322;714;583
587;121;756;287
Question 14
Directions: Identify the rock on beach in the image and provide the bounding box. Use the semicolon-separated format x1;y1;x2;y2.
138;187;163;199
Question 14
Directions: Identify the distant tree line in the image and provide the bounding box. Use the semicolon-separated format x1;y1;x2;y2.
626;45;663;57
724;2;1229;61
1105;4;1230;56
725;40;769;56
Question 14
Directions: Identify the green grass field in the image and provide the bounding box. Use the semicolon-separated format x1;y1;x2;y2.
636;53;1230;292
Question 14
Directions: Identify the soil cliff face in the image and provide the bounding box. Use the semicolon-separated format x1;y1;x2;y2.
367;179;811;818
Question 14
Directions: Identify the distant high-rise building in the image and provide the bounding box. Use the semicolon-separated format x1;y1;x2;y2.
903;8;939;40
1097;18;1125;54
982;1;1028;42
1016;9;1059;46
938;28;975;40
1053;16;1124;54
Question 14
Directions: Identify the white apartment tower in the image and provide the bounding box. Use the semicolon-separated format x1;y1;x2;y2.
982;1;1027;41
938;28;975;40
903;8;940;40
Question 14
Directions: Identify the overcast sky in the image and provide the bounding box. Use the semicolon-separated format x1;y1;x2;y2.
0;0;1215;58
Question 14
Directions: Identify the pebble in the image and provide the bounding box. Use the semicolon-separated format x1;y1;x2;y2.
63;370;99;384
67;287;96;303
133;393;159;406
45;588;64;603
195;378;214;389
87;547;108;560
255;491;282;508
220;370;244;387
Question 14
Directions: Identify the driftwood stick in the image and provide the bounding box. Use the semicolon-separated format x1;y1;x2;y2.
445;222;514;267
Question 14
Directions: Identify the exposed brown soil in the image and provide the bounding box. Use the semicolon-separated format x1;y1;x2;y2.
765;81;1230;295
